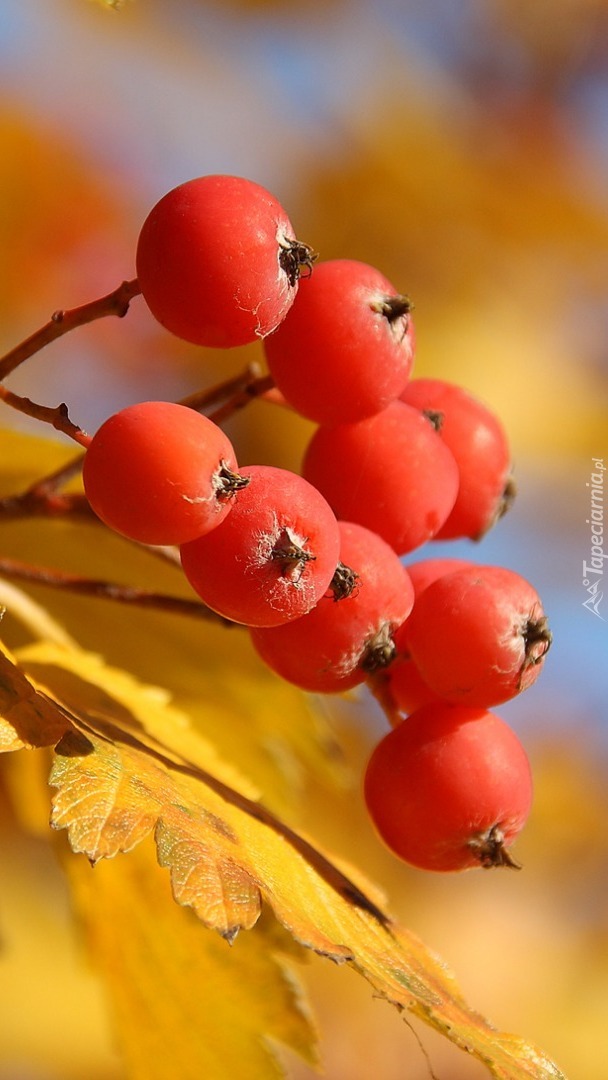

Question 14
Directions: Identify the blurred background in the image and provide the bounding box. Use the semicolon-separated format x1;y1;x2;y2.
0;1;607;1078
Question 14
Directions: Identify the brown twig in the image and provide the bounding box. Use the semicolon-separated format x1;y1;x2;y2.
0;385;91;446
179;361;265;413
0;459;92;520
207;372;276;425
0;458;191;575
30;452;85;492
180;363;290;423
258;385;289;408
0;556;230;623
0;278;141;382
0;489;93;522
0;278;141;443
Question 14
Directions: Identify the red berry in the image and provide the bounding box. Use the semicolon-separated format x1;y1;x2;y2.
136;175;314;347
263;258;415;424
405;557;475;597
180;465;340;627
383;558;474;717
302;401;459;556
250;521;414;692
382;656;439;718
405;564;552;707
401;378;514;540
364;703;533;872
83;401;244;546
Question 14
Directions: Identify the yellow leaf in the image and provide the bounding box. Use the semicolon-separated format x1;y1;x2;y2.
0;782;123;1078
18;641;259;800
0;638;565;1079
0;639;69;751
62;839;316;1080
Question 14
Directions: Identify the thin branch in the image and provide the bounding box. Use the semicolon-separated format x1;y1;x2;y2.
0;557;230;623
258;385;289;408
20;455;88;505
179;361;265;412
0;385;91;446
207;372;276;425
0;452;100;524
0;278;141;382
0;490;92;522
0;466;199;559
22;452;86;498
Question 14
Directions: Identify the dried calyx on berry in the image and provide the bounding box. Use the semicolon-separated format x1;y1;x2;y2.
214;461;250;499
180;465;341;628
360;622;397;673
468;825;522;870
328;561;360;601
370;293;413;330
136;174;313;347
270;527;316;584
278;237;318;286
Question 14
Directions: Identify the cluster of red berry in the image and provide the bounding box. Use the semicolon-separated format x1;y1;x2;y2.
82;174;552;873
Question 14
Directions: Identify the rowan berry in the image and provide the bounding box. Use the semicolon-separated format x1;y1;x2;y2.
364;703;533;872
180;465;341;627
136;175;314;347
401;378;514;540
83;401;245;546
263;258;415;424
302;401;459;556
405;564;552;707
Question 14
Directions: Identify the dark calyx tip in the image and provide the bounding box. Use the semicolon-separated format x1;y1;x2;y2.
215;461;250;500
360;622;397;673
469;825;522;870
372;294;413;325
520;613;552;684
279;238;318;287
473;473;518;541
422;408;444;432
271;527;315;583
329;561;360;601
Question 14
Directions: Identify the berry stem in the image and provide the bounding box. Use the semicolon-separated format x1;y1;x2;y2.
0;279;141;382
0;459;191;582
0;556;230;623
0;279;140;444
366;669;405;728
